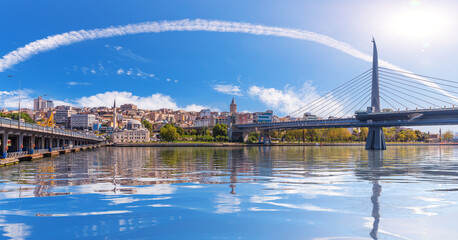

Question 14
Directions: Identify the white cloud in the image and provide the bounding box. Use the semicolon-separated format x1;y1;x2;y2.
183;104;220;112
90;69;96;74
74;91;219;111
166;78;171;82
213;84;243;96
67;81;91;86
0;89;217;112
76;91;178;110
248;82;342;117
0;89;34;109
116;69;124;75
174;80;178;83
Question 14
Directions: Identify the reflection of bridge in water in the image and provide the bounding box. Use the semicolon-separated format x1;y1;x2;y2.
230;40;458;150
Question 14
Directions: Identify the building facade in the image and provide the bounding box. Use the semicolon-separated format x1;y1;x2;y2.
33;96;54;111
71;114;97;130
111;119;150;143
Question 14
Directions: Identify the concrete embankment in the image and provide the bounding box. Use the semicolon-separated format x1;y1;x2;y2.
0;144;106;167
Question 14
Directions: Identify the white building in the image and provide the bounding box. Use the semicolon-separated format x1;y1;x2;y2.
71;114;97;130
55;106;76;128
111;119;150;143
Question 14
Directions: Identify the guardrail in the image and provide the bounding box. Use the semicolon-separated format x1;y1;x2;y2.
5;151;28;159
0;117;103;141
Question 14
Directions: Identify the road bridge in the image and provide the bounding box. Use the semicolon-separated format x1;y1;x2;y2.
0;117;104;161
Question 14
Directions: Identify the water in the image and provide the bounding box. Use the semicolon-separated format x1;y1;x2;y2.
1;146;458;239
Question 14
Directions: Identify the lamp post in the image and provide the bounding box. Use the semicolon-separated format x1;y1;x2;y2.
7;75;20;128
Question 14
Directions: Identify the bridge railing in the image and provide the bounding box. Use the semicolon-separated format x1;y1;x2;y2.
0;117;103;141
5;151;28;159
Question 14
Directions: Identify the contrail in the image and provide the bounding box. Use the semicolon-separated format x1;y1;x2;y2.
0;18;455;102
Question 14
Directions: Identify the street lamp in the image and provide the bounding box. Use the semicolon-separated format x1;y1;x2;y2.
7;75;21;127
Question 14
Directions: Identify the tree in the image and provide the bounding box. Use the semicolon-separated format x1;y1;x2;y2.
247;132;259;144
1;112;35;123
142;120;153;132
212;124;228;138
160;124;180;142
359;128;368;141
443;130;454;142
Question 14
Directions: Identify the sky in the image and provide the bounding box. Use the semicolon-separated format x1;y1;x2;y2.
1;0;458;132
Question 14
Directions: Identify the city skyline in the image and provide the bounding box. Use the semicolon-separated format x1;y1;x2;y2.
2;0;458;132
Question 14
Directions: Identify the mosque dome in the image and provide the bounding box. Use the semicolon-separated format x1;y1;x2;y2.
126;119;142;130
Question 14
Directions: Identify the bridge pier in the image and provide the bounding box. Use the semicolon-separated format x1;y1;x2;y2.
1;133;7;159
365;127;386;150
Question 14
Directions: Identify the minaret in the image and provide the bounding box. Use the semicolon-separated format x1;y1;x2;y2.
230;98;237;114
113;99;117;131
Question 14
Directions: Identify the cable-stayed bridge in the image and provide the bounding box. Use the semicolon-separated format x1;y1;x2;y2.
231;39;458;150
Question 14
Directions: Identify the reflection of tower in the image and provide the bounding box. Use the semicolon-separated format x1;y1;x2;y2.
228;150;237;194
113;99;117;130
230;98;237;114
368;150;383;240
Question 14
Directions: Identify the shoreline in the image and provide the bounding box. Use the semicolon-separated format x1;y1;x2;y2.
111;142;458;147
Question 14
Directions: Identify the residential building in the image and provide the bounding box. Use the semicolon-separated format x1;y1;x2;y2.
120;103;138;111
33;96;54;111
71;114;97;130
55;106;76;128
254;110;273;123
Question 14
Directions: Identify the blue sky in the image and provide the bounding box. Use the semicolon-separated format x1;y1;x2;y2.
1;0;458;131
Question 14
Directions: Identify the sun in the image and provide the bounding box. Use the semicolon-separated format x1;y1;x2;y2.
386;4;451;40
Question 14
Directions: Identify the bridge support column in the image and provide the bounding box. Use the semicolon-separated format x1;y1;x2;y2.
30;136;35;154
365;127;386;150
18;134;23;152
1;133;7;158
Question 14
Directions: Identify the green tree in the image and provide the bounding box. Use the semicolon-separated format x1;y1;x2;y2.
160;124;180;142
443;130;454;142
142;120;153;132
247;132;260;144
2;112;35;123
212;124;228;138
359;128;368;141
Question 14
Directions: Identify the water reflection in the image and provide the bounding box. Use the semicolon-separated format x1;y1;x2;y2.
368;151;383;240
0;146;458;239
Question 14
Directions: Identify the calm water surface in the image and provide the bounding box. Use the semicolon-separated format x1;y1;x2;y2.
1;146;458;239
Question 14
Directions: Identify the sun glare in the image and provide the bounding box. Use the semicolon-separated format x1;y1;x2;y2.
387;6;450;40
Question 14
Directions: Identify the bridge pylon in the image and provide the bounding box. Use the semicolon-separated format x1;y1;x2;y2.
366;38;386;150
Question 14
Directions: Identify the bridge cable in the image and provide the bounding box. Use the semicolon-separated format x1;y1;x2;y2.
379;95;398;110
288;71;372;117
380;92;409;109
379;71;458;94
313;81;371;117
357;97;371;112
330;86;372;118
341;92;372;117
288;69;372;116
314;83;371;118
379;84;426;109
379;79;453;107
379;67;458;85
296;74;372;117
380;76;457;105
